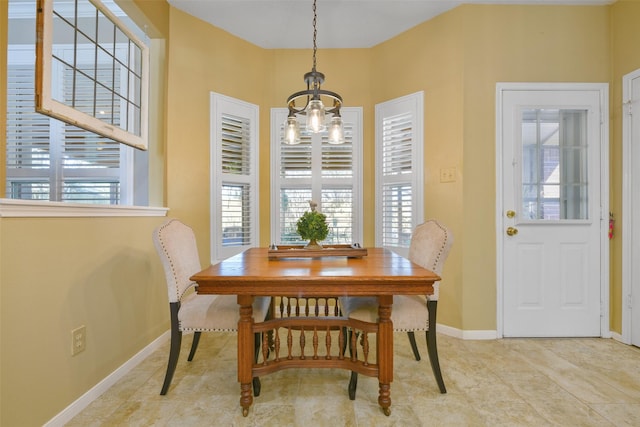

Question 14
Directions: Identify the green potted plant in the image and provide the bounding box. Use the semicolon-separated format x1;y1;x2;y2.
296;201;329;249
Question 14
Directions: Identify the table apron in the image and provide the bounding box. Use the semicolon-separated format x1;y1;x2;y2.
195;284;434;297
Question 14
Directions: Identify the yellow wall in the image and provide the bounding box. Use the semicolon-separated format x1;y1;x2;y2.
164;8;269;261
1;0;638;424
0;216;168;426
459;5;611;330
371;10;466;329
366;5;611;330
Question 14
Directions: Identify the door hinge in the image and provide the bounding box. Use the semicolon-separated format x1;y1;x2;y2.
624;99;633;116
627;295;633;310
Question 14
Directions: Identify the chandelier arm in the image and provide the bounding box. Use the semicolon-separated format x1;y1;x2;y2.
287;90;342;114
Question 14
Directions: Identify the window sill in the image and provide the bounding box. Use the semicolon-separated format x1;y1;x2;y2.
0;199;169;218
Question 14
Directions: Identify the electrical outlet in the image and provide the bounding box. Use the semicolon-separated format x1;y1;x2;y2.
439;167;456;183
71;325;86;356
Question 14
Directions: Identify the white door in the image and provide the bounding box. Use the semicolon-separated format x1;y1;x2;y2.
623;70;640;346
498;83;608;337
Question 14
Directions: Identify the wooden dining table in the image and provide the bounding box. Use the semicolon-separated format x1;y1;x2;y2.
190;247;440;416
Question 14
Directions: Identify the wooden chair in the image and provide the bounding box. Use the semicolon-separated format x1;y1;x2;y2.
339;219;453;397
153;219;271;395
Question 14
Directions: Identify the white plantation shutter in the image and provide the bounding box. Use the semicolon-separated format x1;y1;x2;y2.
211;93;259;262
221;113;251;177
382;113;413;176
321;123;355;243
61;62;123;203
6;63;51;200
221;113;252;246
281;134;313;178
381;183;412;247
271;108;363;245
322;128;354;178
376;92;424;253
6;55;129;204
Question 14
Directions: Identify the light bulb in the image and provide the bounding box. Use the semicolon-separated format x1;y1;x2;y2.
284;116;301;145
328;115;345;144
305;99;326;133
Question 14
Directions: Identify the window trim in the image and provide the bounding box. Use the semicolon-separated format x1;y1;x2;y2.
0;198;167;217
210;92;259;264
35;0;149;150
375;91;424;256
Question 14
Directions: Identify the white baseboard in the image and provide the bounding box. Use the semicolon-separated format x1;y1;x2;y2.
44;330;170;427
438;324;618;342
437;323;498;340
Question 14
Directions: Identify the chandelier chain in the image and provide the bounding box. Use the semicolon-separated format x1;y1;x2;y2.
312;0;317;72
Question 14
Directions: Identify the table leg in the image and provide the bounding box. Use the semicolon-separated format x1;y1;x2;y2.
377;294;393;416
237;295;254;416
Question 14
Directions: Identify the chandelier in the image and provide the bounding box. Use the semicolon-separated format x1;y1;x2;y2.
284;0;344;145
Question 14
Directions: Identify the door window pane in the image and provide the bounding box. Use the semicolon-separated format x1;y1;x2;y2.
521;109;588;220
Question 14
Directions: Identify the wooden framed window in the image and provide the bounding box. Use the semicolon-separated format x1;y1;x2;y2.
35;0;149;150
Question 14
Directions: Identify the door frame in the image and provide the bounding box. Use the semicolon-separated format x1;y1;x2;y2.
621;69;640;344
495;82;610;338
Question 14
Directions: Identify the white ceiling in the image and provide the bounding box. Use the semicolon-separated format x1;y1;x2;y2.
166;0;613;49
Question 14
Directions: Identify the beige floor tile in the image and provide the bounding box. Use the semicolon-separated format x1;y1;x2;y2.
411;393;485;426
354;401;422;427
527;396;615;426
101;399;178;427
64;334;640;426
590;403;640;426
472;401;552;426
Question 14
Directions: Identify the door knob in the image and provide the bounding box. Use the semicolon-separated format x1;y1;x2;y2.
506;227;518;236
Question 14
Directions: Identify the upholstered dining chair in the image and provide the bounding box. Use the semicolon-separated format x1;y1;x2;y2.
153;219;271;395
339;219;453;397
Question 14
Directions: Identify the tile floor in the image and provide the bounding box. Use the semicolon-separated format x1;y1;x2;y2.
66;333;640;426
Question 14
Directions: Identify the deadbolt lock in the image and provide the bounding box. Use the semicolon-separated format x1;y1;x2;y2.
506;227;518;236
506;210;516;218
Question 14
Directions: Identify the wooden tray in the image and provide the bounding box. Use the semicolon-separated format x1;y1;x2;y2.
268;244;368;259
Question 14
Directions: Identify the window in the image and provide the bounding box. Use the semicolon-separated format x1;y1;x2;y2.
35;0;149;150
270;108;363;246
6;0;147;205
375;92;424;255
211;93;259;263
520;108;588;220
